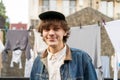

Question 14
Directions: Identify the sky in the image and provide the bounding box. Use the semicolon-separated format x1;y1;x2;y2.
2;0;29;23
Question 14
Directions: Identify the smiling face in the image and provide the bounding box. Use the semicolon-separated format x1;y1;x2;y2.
42;22;67;48
38;19;70;53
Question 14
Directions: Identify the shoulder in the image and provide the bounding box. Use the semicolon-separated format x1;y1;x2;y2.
70;48;92;61
33;54;41;64
70;48;88;56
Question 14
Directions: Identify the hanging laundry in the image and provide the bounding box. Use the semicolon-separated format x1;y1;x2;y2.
24;29;35;77
67;24;102;80
104;20;120;80
33;29;47;55
2;30;30;61
67;24;101;68
101;56;110;78
10;49;22;69
24;49;34;77
0;38;4;53
0;38;4;76
24;29;47;77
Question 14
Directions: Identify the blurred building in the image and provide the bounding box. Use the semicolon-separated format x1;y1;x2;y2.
28;0;120;29
10;22;27;30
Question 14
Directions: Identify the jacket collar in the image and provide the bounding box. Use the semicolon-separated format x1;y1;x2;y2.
40;45;72;63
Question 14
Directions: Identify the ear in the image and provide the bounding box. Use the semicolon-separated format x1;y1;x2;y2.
64;32;67;36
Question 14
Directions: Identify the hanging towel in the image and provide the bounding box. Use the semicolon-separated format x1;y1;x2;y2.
104;20;120;80
67;24;102;80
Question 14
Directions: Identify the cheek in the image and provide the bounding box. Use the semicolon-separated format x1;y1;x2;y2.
42;32;47;37
42;35;46;42
42;34;46;40
41;33;46;40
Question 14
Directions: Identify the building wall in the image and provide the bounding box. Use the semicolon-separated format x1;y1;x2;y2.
10;23;27;30
29;0;120;19
28;0;120;32
114;1;120;19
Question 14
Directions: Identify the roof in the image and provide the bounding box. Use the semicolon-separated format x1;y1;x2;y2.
66;7;113;27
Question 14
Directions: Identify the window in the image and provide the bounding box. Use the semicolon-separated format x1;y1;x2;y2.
79;0;84;7
69;0;76;14
108;2;113;17
42;0;49;12
99;1;113;18
49;0;57;10
62;0;70;16
42;0;57;11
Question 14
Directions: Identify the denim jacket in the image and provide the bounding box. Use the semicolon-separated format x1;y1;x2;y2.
30;45;97;80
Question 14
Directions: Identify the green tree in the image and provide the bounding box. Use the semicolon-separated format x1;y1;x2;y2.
0;0;9;44
0;0;6;18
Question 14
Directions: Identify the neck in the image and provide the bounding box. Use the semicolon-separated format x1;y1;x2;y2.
48;43;65;54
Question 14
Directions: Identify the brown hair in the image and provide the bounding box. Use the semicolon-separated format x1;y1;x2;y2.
38;19;70;43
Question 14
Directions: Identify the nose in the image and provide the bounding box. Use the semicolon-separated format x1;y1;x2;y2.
49;29;55;35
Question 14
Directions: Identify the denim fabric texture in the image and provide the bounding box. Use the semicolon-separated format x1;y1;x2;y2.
30;48;97;80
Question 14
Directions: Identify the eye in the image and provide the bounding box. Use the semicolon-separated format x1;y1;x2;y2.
43;28;50;31
54;27;60;31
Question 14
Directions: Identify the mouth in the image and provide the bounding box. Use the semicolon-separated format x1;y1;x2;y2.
47;38;56;41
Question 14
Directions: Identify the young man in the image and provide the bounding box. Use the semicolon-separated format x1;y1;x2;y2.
30;11;97;80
